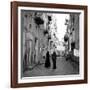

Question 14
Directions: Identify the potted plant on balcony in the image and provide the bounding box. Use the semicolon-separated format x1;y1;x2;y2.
34;16;44;27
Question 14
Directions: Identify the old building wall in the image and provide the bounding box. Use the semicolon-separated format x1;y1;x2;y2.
69;14;79;51
22;11;52;69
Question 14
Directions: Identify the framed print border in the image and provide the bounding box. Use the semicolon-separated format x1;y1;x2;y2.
11;1;88;88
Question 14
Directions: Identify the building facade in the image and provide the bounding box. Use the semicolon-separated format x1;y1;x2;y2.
65;13;80;56
21;11;57;71
69;14;79;50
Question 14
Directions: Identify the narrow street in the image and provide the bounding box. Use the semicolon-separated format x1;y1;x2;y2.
22;11;80;78
23;57;79;77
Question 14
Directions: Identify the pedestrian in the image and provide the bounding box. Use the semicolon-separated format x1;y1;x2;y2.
71;42;75;54
45;51;51;68
52;49;57;69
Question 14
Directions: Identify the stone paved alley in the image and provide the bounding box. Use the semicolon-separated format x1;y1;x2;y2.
23;57;79;77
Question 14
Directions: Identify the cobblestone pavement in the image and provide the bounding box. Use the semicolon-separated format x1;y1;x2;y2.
23;57;79;77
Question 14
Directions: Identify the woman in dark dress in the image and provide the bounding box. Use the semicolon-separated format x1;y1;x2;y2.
45;51;51;68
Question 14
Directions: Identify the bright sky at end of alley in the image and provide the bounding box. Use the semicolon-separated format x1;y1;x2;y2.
54;14;70;42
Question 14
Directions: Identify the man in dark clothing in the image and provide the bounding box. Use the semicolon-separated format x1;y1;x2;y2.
52;50;57;69
71;42;75;55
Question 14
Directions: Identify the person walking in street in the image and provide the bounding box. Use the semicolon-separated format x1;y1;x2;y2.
45;50;51;68
52;49;57;69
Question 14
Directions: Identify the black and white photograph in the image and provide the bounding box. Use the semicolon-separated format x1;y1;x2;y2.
11;2;87;87
20;10;80;78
